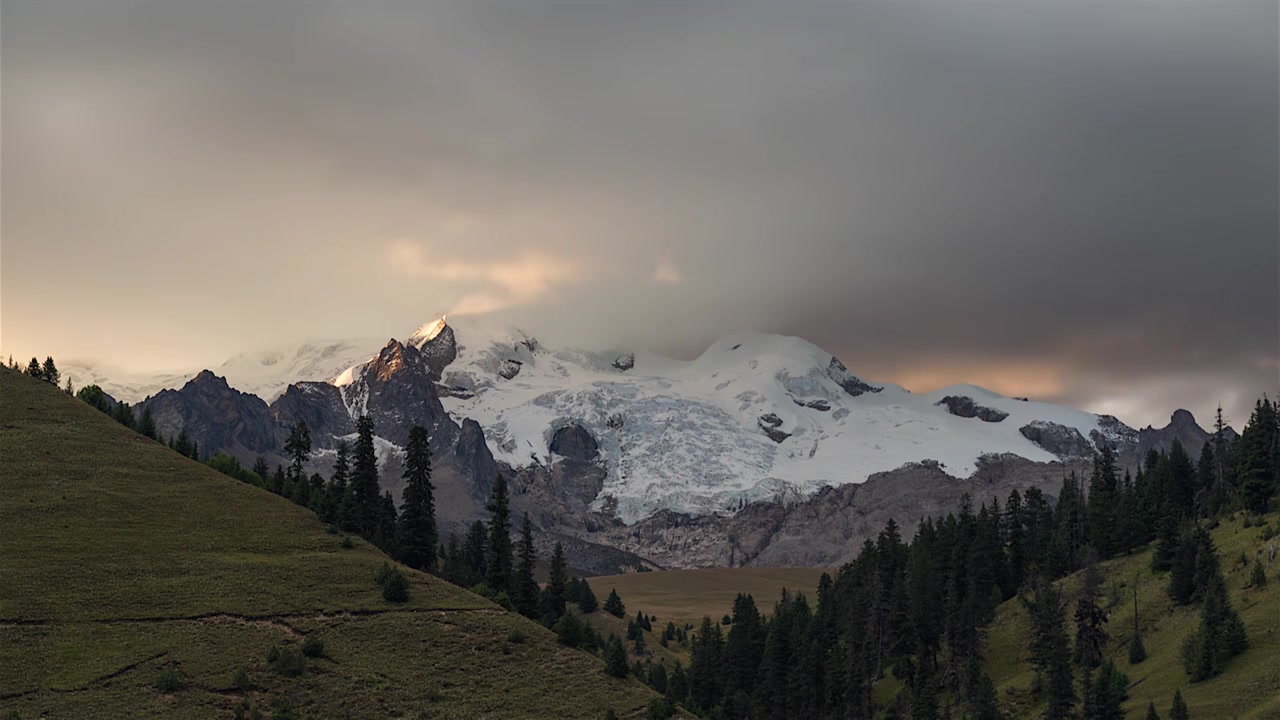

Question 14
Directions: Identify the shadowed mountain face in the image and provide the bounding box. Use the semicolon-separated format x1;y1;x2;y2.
130;320;1237;572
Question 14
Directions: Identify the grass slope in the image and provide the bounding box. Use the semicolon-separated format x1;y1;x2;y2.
0;369;669;718
986;510;1280;720
589;568;829;627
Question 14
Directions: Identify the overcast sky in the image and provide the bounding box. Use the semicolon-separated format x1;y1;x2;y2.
2;0;1276;429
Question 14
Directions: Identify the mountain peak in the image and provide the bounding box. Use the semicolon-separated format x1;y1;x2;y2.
189;369;230;388
408;315;449;347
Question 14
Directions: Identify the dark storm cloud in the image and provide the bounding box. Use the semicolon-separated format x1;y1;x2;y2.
1;0;1275;428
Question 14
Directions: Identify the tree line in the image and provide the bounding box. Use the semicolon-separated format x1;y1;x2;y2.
613;396;1277;720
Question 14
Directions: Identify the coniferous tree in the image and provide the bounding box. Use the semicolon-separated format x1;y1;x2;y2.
723;592;765;698
1238;398;1278;514
604;634;629;678
441;534;468;586
1026;578;1075;720
1074;554;1108;671
1129;574;1147;665
284;421;311;484
688;616;724;714
485;475;514;596
397;425;438;573
1087;447;1120;557
77;385;111;413
350;416;381;536
1169;689;1189;720
464;520;487;586
1081;659;1128;720
514;513;539;618
1146;702;1161;720
25;357;41;377
577;577;599;613
545;542;568;621
252;456;270;486
41;357;59;385
64;377;74;395
604;588;626;618
375;491;398;554
139;407;158;440
328;443;351;527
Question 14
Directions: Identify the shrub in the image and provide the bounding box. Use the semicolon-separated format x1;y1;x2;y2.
1250;558;1268;588
231;667;253;691
1128;632;1147;665
646;698;677;720
377;563;410;603
1262;523;1276;541
301;634;325;658
155;665;182;693
232;699;264;720
341;536;355;549
267;645;307;677
507;628;526;644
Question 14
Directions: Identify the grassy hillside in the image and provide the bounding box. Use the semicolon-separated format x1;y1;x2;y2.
986;509;1280;720
0;369;671;718
589;567;829;627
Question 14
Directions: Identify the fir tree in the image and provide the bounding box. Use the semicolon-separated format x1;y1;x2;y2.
1169;689;1189;720
376;491;398;554
329;442;352;528
1074;554;1108;671
545;542;568;621
25;357;41;377
139;407;157;440
464;520;487;586
1146;702;1161;720
350;416;381;536
485;475;514;596
397;425;438;573
252;456;270;485
514;513;539;618
284;421;311;483
604;634;629;678
1026;578;1074;720
578;577;599;613
41;356;59;385
1081;659;1128;720
604;588;626;618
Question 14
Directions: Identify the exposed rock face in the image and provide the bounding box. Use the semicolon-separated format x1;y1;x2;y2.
936;395;1009;423
416;323;458;379
1019;420;1095;458
1136;409;1230;459
757;413;790;443
594;454;1089;569
549;423;599;461
826;357;881;397
270;382;354;448
612;353;635;372
498;359;523;380
135;371;281;462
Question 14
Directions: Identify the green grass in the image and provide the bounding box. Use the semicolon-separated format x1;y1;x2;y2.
985;510;1280;720
0;369;675;718
589;567;830;626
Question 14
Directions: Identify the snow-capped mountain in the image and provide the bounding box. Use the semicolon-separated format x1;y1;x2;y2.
334;315;1138;524
63;338;383;404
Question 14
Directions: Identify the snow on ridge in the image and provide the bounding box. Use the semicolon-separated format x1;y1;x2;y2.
428;317;1122;524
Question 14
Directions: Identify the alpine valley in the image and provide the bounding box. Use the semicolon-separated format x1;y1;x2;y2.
70;317;1236;574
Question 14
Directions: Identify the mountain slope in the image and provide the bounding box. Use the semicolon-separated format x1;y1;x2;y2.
986;509;1280;720
0;369;669;718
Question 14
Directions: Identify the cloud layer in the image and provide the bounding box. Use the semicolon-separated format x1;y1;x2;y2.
1;1;1275;428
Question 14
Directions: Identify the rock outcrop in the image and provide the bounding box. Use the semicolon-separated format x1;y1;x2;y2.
1019;420;1095;458
936;395;1009;423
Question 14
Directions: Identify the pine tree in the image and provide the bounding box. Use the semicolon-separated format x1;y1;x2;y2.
1081;659;1128;720
1074;555;1108;671
485;475;514;596
604;634;629;678
1087;447;1120;557
545;542;568;621
604;588;626;618
25;358;41;377
1169;689;1189;720
723;593;764;696
514;513;539;618
1129;573;1146;665
464;520;487;586
139;407;158;440
1249;558;1267;587
41;357;59;385
376;491;398;554
1238;398;1278;514
1026;578;1074;720
329;443;352;527
577;577;599;613
252;456;270;485
397;425;438;573
350;416;381;536
1146;702;1161;720
284;421;311;483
